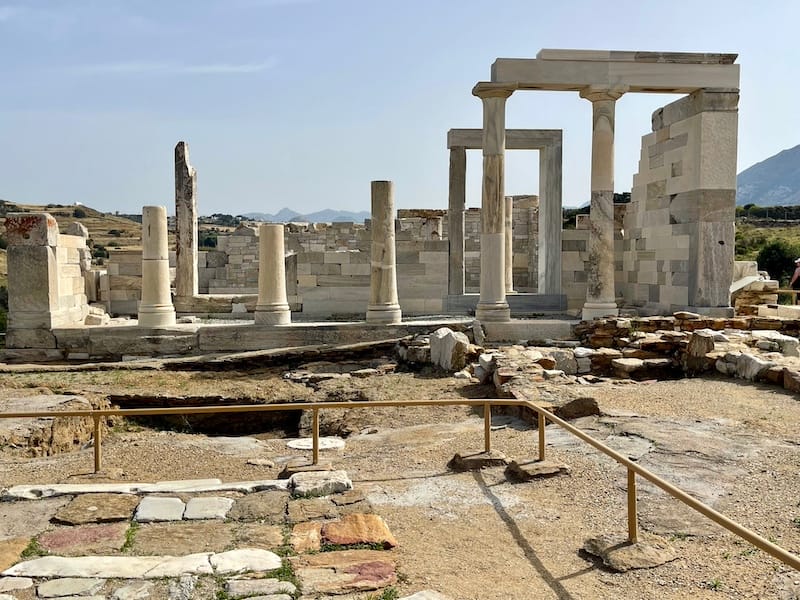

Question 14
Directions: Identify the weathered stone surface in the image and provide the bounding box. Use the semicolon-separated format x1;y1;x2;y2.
4;212;59;246
210;549;282;575
54;493;140;525
735;353;775;381
287;498;338;524
400;592;453;600
0;538;28;572
134;497;186;522
290;549;396;595
0;577;33;592
228;492;288;523
751;330;800;357
583;533;677;572
235;524;284;550
110;581;153;600
225;577;296;598
3;554;212;578
289;471;352;497
0;395;94;457
0;497;70;540
321;514;398;549
684;330;715;373
291;522;322;553
133;522;235;556
37;577;105;597
278;459;333;479
429;328;470;371
505;459;570;481
168;574;196;600
183;497;234;520
38;522;128;556
286;437;345;451
447;450;509;471
783;369;800;393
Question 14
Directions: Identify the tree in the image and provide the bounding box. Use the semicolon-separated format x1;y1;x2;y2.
755;240;800;285
73;208;87;218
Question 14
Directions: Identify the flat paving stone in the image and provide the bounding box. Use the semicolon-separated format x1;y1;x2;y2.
210;549;282;575
504;459;571;482
2;554;213;578
183;497;234;520
583;532;678;572
38;577;105;597
111;580;153;599
54;493;140;525
0;497;69;538
287;498;338;524
38;522;128;556
225;578;296;598
290;522;322;553
399;592;453;600
321;514;398;549
286;437;345;450
290;549;395;595
0;576;33;592
447;449;509;471
288;471;352;497
0;538;29;573
134;497;186;522
133;522;236;556
228;492;288;523
167;574;196;600
234;524;284;550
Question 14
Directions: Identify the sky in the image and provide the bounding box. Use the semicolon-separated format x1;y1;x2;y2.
1;0;799;216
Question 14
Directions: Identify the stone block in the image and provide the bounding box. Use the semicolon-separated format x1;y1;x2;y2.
4;213;59;246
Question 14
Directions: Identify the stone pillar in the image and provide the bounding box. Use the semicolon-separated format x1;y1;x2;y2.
138;206;176;328
255;223;291;325
448;146;466;294
473;84;513;322
504;196;515;293
174;141;198;299
538;138;563;295
366;180;402;324
580;87;625;320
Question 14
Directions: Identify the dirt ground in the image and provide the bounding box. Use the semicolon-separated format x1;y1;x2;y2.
1;365;800;600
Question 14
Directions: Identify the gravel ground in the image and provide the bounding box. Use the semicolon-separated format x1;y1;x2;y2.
1;369;799;599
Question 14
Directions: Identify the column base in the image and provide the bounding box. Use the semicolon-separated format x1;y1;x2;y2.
475;301;511;322
366;304;402;325
581;302;618;321
254;304;291;326
138;305;177;328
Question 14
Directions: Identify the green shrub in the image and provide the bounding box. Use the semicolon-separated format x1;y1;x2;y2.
73;207;87;218
755;239;800;285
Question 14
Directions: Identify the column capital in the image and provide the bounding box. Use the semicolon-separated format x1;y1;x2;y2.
579;85;628;102
472;82;515;100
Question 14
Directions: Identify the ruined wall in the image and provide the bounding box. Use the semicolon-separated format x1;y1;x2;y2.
623;88;739;314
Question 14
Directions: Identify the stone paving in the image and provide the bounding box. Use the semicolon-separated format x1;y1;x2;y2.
0;471;452;599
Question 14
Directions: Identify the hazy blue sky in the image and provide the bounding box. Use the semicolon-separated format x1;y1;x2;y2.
1;0;798;215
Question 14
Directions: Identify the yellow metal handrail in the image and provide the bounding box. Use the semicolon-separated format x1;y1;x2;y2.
1;398;798;571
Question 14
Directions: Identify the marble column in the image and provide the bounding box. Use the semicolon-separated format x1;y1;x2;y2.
174;141;198;299
504;196;515;294
138;206;176;328
448;146;466;295
580;87;625;320
366;180;402;324
473;84;513;322
538;139;563;295
255;224;291;325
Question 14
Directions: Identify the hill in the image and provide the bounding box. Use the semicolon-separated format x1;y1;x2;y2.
737;144;800;206
242;207;370;223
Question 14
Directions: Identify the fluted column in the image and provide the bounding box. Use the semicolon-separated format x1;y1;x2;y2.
448;146;466;295
473;84;513;322
366;180;402;324
255;224;291;325
174;141;198;299
138;206;176;328
580;86;625;320
504;195;515;294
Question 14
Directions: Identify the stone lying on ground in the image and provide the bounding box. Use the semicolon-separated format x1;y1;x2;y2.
429;327;471;371
321;513;398;549
134;497;186;522
505;459;570;482
209;549;282;575
38;522;128;556
289;549;396;595
400;592;453;600
227;492;288;523
751;329;800;356
133;522;235;555
183;497;234;520
0;395;95;457
54;493;140;525
278;458;333;479
0;577;33;592
287;497;338;524
286;437;345;451
236;523;285;551
226;577;297;598
447;450;509;471
288;470;352;497
111;580;153;599
291;522;322;553
37;577;105;598
583;532;678;572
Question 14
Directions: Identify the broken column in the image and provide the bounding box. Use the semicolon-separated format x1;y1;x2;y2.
174;141;198;300
504;196;515;294
581;86;625;320
473;83;513;322
254;223;291;325
138;206;176;328
448;145;467;294
366;180;402;324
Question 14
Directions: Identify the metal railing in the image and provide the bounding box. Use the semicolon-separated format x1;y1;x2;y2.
1;398;799;571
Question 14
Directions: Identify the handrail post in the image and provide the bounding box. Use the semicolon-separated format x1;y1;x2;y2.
484;402;491;453
627;468;638;543
312;408;319;466
93;414;102;473
538;411;546;461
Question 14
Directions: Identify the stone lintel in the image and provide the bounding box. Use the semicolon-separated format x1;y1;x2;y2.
652;88;740;131
491;57;739;93
447;128;562;150
536;49;737;65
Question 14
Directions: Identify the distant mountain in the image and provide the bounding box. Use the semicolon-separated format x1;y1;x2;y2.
242;207;370;223
737;144;800;206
